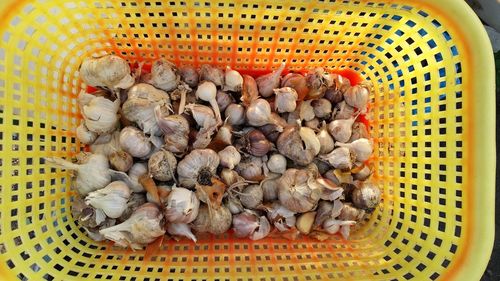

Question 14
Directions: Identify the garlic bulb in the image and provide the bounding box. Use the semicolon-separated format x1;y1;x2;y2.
99;203;165;250
305;67;334;100
156;113;190;154
239;184;263;209
147;150;177;181
232;210;271;240
334;101;356;120
225;103;245;126
267;154;287;174
80;55;134;90
320;147;355;170
317;122;335;154
196;81;222;124
122;83;171;136
328;114;358;143
177;149;220;188
119;126;152;158
199;64;224;87
299;100;315;122
179;65;199;88
277;125;320;166
264;202;296;232
45;154;111;195
85;181;131;218
281;73;309;101
82;96;120;134
218;146;241;169
244;129;271;157
191;204;232;235
261;173;280;202
186;103;217;127
165;187;200;223
305;118;320;130
223;67;243;92
76;123;98;144
216;90;234;112
352;182;381;210
90;131;121;157
109;150;133;172
127;162;147;192
246;99;282;129
255;63;285;97
344;84;370;112
146;59;179;91
241;75;259;106
274;87;298;113
311;98;332;119
235;155;263;181
167;223;197;242
336;138;373;162
277;168;321;212
225;195;245;214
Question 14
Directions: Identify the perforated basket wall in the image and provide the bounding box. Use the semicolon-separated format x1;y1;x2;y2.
0;0;495;280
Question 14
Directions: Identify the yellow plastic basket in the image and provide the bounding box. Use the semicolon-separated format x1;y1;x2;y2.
0;0;495;280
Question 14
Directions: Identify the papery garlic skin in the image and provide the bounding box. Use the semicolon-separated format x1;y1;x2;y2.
165;187;200;223
218;146;241;169
191;204;232;235
320;147;355;170
274;87;298;113
99;203;166;250
122;83;171;136
179;65;199;88
265;202;296;232
277;168;321;213
199;64;225;87
148;150;177;181
167;223;197;242
85;181;131;219
147;59;179;92
80;55;134;90
119;126;152;158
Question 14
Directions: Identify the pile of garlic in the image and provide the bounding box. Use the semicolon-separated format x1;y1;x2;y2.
48;54;381;248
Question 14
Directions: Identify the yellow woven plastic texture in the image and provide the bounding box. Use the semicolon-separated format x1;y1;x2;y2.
0;0;494;280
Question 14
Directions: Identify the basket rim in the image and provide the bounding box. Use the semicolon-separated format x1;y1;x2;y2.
0;0;495;281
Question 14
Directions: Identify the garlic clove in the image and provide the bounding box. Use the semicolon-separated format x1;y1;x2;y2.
76;122;98;145
250;215;271;240
317;122;335;154
344;84;370;113
304;118;321;130
179;65;199;88
350;122;369;142
119;126;152;158
232;210;260;238
156;113;190;154
281;73;309;101
225;194;245;214
241;75;259;106
199;64;225;87
167;223;197;242
118;193;147;222
299;100;315;122
351;182;381;210
261;173;280;202
216;90;234;112
90;131;121;157
109;150;133;172
218;146;241;169
264;202;296;232
319;147;355;170
225;103;246;126
245;129;271;157
82;97;120;134
311;98;332;119
267;154;287;174
323;218;356;234
223;67;243;92
85;181;131;219
220;168;246;187
299;126;321;156
273;87;298;113
296;211;316;234
246;99;272;127
327;113;358;143
165;187;200;223
235;155;264;181
239;184;263;209
336;138;373;162
207;122;233;152
255;63;285;97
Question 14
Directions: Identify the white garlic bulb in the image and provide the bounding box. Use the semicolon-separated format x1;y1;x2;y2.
336;138;373;162
85;181;131;218
225;103;245;126
99;203;165;250
317;122;335;154
299;100;315;122
235;156;263;181
177;149;220;188
319;147;355;170
186;103;217;128
274;87;298;113
165;187;200;223
264;202;296;232
218;146;241;169
76;123;98;145
311;98;332;119
167;223;197;242
148;150;177;181
199;64;224;87
328;114;358;143
45;154;111;195
179;65;199;88
109;150;133;172
156;113;189;154
277;168;321;212
146;59;179;91
80;55;134;90
299;126;321;156
82;96;120;134
223;67;243;92
267;154;287;174
196;81;222;124
246;99;283;130
255;63;285;97
344;84;370;113
122;83;171;136
119;126;152;158
191;204;232;235
239;184;263;209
